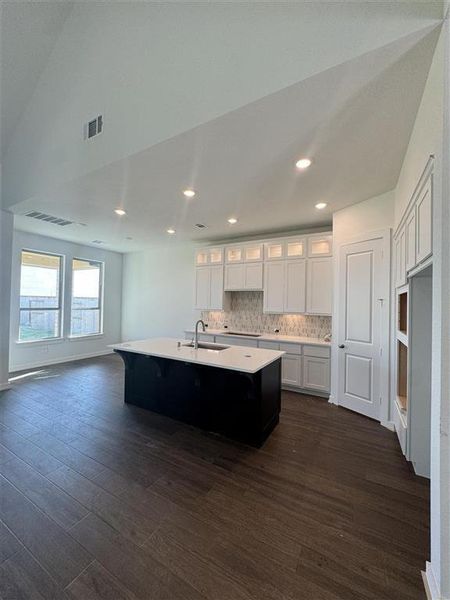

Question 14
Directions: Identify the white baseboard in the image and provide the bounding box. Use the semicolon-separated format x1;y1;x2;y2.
0;382;11;391
328;394;338;405
9;349;114;373
423;562;443;600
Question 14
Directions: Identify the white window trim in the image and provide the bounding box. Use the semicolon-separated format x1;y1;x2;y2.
18;249;65;344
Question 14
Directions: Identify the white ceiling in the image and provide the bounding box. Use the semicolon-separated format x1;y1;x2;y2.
0;1;73;155
12;24;440;252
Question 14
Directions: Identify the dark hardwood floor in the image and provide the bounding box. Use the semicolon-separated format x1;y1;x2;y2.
0;354;429;599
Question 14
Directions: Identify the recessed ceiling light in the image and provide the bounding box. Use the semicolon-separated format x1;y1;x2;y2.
114;208;126;216
228;218;238;224
183;189;196;198
315;202;327;210
167;228;175;234
295;158;312;170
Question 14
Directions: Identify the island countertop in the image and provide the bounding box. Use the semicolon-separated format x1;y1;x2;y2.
110;338;284;374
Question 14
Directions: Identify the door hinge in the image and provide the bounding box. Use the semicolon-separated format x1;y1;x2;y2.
379;397;382;404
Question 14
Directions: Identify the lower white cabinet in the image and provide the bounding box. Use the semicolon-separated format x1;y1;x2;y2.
306;257;332;315
281;354;302;387
302;356;330;393
224;263;263;291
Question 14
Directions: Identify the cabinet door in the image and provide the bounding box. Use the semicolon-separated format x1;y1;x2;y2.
302;356;330;392
307;234;333;257
281;354;301;387
195;249;209;265
405;210;416;272
244;263;263;290
244;244;263;262
226;246;243;263
284;259;306;313
264;241;284;261
209;265;224;309
416;177;432;264
306;258;332;315
263;262;285;313
395;228;406;288
194;267;210;309
224;264;245;290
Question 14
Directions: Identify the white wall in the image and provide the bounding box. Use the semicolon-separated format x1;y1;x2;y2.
330;190;394;417
0;210;13;388
3;2;441;209
9;230;123;372
392;23;449;598
121;242;197;342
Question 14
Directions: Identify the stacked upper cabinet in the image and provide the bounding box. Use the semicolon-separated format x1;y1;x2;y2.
224;243;263;291
394;159;433;287
263;234;332;315
194;247;229;310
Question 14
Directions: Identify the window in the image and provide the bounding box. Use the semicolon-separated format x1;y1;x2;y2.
70;259;103;337
19;251;63;341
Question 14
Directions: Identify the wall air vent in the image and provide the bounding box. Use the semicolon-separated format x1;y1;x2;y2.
85;115;103;140
24;211;74;226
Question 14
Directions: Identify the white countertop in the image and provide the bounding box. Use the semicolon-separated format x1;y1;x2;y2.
184;328;331;347
110;338;284;374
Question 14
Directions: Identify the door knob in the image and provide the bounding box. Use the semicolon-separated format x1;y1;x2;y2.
338;344;345;349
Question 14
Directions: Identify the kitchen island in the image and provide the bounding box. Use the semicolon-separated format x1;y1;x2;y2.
110;338;284;447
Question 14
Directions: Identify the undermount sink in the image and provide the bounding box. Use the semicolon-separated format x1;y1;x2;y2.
223;331;261;337
183;342;229;351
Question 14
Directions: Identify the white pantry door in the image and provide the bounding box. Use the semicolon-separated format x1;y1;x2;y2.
338;238;384;420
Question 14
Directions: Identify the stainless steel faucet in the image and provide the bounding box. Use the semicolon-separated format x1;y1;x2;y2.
194;319;206;349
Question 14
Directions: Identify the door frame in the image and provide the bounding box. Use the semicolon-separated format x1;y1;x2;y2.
331;228;391;428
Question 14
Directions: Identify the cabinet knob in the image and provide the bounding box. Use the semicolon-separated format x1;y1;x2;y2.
338;344;345;349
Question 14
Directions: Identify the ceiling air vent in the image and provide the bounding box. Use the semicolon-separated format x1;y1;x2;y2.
25;211;73;226
91;240;105;245
195;223;207;229
85;115;103;140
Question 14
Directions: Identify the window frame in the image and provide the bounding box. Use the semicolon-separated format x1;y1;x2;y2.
18;249;65;344
69;257;105;338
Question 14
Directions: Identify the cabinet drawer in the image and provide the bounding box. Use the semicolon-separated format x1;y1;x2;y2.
279;342;301;355
258;341;280;350
303;345;330;358
215;335;258;348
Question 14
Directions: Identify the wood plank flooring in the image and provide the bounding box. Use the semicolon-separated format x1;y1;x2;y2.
0;354;429;599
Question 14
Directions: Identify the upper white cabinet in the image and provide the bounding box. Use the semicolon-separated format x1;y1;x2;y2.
224;243;263;290
226;243;263;264
394;161;433;288
264;237;305;261
306;257;332;315
195;247;223;266
264;259;306;314
416;176;432;264
395;226;406;289
405;210;416;273
224;262;263;291
307;234;333;258
194;262;228;311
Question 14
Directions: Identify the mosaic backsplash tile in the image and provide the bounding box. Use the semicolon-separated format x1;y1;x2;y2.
201;291;331;339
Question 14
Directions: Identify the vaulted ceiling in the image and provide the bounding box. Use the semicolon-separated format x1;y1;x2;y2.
1;2;444;251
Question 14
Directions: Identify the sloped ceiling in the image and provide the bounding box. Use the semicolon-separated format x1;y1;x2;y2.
0;1;73;155
1;1;444;250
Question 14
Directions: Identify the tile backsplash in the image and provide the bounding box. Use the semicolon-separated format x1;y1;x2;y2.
201;291;331;339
